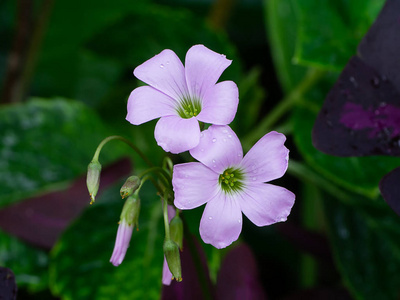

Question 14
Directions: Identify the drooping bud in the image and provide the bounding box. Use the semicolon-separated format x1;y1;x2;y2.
110;219;134;266
170;215;183;251
110;192;141;266
120;176;141;199
86;159;102;204
163;239;182;282
120;192;141;229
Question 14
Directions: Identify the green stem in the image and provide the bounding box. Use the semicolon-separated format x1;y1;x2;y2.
163;194;171;240
93;135;153;167
242;68;325;149
138;167;172;189
287;160;355;204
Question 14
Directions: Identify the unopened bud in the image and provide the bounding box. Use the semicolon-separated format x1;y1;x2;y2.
163;240;182;282
120;192;141;229
86;159;102;204
170;216;183;250
120;176;141;199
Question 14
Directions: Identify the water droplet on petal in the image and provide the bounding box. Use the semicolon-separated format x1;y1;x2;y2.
200;133;204;137
280;217;286;222
213;165;217;168
200;148;204;152
238;219;241;223
228;134;232;138
252;177;257;181
212;138;217;143
166;61;170;65
222;129;228;133
160;64;164;68
208;216;213;220
212;159;216;163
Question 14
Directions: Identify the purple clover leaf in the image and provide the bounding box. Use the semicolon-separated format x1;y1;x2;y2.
126;45;239;154
312;0;400;214
172;125;295;248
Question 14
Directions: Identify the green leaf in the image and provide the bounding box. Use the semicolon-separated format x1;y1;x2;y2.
264;0;307;92
293;0;385;70
49;183;165;300
0;230;48;292
325;198;400;300
0;98;123;207
292;86;400;198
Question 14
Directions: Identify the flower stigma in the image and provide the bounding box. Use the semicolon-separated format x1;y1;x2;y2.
176;97;202;119
218;167;245;194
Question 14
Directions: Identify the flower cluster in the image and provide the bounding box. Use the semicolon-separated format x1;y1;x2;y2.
88;44;295;286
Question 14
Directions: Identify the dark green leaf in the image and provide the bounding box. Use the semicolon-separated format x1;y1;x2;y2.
0;230;49;292
325;199;400;300
0;98;123;207
49;183;165;300
293;0;384;70
264;0;306;92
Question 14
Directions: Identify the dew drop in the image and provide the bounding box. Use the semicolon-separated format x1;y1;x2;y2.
166;61;170;65
208;216;213;220
280;217;286;222
200;148;204;152
160;64;164;68
212;138;217;143
222;129;228;133
200;132;204;137
238;219;241;223
228;134;232;138
212;159;216;163
238;153;242;157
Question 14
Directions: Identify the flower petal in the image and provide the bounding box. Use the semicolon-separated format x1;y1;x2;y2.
110;220;134;266
185;45;232;100
199;191;242;249
197;81;239;125
162;256;173;286
190;125;243;173
173;162;219;210
240;182;295;226
134;49;188;100
240;131;289;183
155;116;200;154
126;86;177;125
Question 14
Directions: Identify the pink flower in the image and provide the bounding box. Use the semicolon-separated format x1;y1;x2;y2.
172;125;295;249
126;45;239;154
109;219;134;266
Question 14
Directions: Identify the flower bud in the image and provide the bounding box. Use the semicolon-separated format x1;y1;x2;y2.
110;219;134;266
86;159;102;204
110;192;141;267
163;240;182;282
121;192;141;229
170;215;183;250
120;176;141;199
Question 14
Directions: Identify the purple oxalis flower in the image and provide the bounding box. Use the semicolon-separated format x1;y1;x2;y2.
126;45;239;154
172;125;295;248
110;219;134;266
